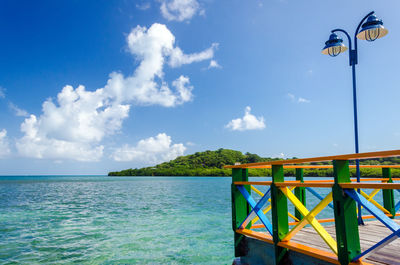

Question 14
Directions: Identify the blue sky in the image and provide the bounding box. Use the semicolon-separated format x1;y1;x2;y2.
1;0;400;174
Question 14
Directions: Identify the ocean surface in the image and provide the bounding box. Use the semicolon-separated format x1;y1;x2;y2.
0;176;234;265
0;176;390;265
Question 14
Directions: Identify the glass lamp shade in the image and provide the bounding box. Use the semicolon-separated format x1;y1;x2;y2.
356;14;388;41
322;33;348;56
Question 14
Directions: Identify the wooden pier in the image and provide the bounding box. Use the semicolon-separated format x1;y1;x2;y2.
227;150;400;265
294;220;400;265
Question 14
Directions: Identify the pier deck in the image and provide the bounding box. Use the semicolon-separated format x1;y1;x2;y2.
228;150;400;264
291;219;400;265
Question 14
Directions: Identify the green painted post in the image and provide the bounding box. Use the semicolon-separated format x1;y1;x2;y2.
382;168;395;218
332;160;361;265
294;168;305;220
271;165;289;265
231;168;250;257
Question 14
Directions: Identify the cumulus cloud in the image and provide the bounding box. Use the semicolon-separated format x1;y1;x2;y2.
124;23;216;106
169;43;218;68
0;129;11;158
288;93;310;103
226;106;266;131
208;59;221;69
8;102;29;117
160;0;202;22
16;85;129;161
15;23;216;161
112;133;186;164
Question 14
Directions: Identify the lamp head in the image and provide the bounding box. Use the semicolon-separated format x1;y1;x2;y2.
322;33;348;57
356;14;388;41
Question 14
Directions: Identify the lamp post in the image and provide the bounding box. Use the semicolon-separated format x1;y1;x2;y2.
322;11;388;225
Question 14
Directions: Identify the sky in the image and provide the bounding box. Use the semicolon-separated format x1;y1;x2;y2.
1;0;400;175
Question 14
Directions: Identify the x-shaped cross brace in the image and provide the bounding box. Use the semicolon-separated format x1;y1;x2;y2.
345;189;400;261
236;185;273;235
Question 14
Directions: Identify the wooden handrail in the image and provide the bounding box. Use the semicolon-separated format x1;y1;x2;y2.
340;183;400;189
240;165;400;169
224;149;400;168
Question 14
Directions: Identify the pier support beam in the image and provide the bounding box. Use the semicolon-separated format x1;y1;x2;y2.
232;168;251;257
271;165;289;265
294;168;306;220
382;168;395;218
332;160;361;265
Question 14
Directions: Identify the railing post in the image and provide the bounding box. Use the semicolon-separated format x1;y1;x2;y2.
231;168;250;257
294;168;305;220
332;160;361;265
271;165;289;265
382;168;395;218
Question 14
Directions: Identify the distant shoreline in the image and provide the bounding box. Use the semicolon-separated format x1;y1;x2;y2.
108;149;400;177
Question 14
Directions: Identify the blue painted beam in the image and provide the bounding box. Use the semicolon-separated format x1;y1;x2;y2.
306;187;334;209
238;187;271;230
345;189;400;232
237;185;273;235
395;200;400;213
352;230;399;261
345;189;400;261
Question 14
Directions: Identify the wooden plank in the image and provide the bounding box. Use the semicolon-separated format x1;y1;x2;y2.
234;165;400;169
234;181;272;186
224;150;400;168
277;240;340;264
340;183;400;189
243;220;400;264
236;228;274;244
275;182;334;188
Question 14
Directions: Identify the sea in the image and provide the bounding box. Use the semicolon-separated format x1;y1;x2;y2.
0;176;234;265
0;176;389;264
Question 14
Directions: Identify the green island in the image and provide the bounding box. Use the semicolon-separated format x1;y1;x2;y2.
108;149;400;177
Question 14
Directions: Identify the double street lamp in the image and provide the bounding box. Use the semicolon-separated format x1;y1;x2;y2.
322;11;388;224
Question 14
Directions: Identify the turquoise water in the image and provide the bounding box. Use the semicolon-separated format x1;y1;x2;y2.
0;176;234;265
0;176;392;264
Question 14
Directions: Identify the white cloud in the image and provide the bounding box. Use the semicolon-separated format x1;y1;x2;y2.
112;133;186;164
298;97;310;103
16;23;214;161
288;93;310;103
160;0;202;22
169;43;218;68
136;2;151;10
172;75;193;102
208;59;221;69
0;87;5;98
124;23;216;106
8;102;29;117
16;85;129;161
0;129;11;158
226;106;266;131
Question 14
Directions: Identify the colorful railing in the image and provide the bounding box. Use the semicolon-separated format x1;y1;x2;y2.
226;150;400;265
